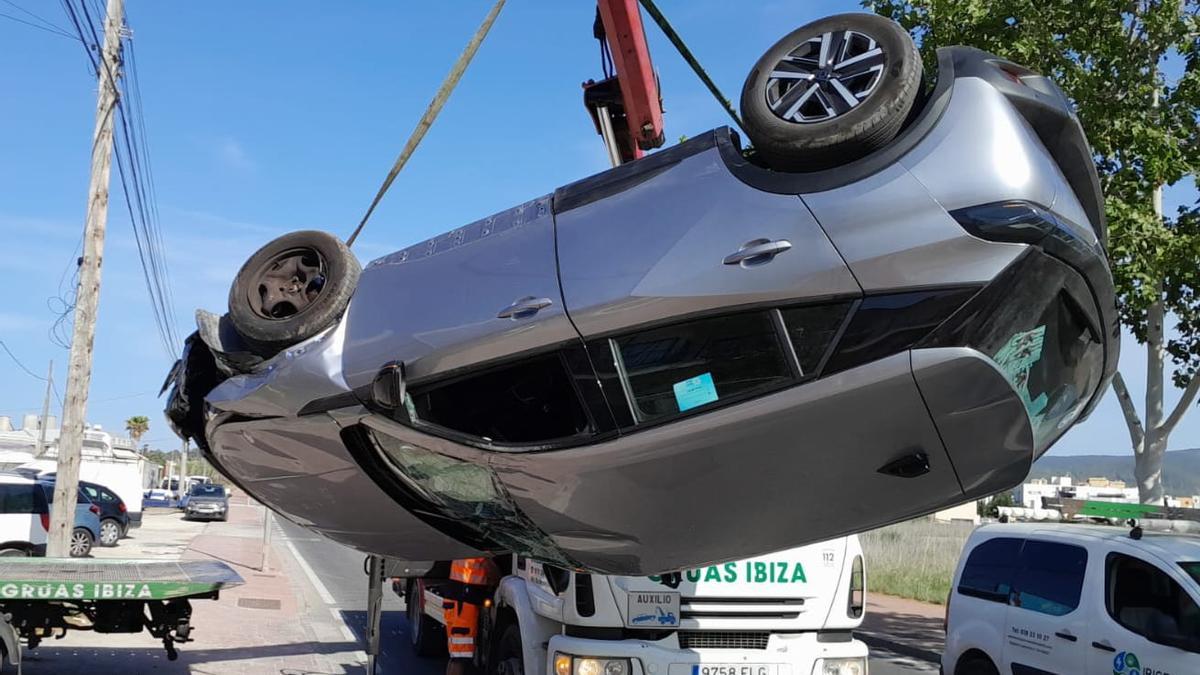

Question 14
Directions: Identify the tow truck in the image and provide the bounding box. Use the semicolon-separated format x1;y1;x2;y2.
398;538;869;675
0;558;241;671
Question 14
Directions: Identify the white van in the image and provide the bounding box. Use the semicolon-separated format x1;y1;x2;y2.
943;522;1200;674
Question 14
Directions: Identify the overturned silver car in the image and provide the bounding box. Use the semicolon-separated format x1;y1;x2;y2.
165;15;1117;575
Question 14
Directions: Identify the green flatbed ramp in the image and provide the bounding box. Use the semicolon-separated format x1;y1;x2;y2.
0;559;243;601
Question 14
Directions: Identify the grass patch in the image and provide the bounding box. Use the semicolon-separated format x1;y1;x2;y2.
860;517;974;604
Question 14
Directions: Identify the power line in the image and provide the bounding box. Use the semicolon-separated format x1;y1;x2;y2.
1;0;72;33
0;9;78;39
0;340;47;381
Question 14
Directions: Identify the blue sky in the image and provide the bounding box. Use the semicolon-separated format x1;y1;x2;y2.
0;0;1196;456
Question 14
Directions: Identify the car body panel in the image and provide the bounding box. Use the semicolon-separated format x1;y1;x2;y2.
556;150;861;337
341;195;579;389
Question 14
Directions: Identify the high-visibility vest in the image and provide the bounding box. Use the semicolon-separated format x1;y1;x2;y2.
450;557;497;586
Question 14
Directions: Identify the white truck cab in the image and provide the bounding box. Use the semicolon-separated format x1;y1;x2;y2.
943;522;1200;675
404;536;868;675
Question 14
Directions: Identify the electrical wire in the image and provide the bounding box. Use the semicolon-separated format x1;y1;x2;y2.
0;340;47;381
0;9;77;39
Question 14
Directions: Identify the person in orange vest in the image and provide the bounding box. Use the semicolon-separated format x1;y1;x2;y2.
444;557;500;675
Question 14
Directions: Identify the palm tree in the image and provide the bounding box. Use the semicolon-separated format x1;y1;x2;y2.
124;415;150;447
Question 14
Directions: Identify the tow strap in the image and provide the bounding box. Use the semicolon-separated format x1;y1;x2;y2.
347;0;506;248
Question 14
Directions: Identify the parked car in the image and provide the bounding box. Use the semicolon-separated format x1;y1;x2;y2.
0;475;98;558
182;484;228;521
38;482;100;558
943;523;1200;674
38;476;129;547
164;14;1117;574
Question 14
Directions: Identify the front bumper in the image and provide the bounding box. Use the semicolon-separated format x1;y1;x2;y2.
547;632;867;675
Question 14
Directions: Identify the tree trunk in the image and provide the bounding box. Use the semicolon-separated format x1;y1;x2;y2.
1136;429;1167;504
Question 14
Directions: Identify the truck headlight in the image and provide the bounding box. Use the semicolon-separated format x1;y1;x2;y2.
814;658;864;675
554;653;631;675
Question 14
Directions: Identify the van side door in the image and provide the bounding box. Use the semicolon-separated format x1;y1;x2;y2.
1087;550;1200;674
1001;538;1089;674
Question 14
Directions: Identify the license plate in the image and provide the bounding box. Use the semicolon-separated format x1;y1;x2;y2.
693;666;776;675
626;590;679;628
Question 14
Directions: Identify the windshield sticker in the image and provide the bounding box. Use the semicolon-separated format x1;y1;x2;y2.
673;372;718;412
650;560;807;584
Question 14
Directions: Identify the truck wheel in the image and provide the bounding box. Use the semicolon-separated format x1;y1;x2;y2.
493;622;523;675
99;519;121;547
228;230;361;357
68;528;93;558
407;579;446;657
740;13;922;171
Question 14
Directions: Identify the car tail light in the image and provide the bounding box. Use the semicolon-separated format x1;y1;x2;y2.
89;504;100;515
118;501;127;513
39;513;49;531
848;554;864;618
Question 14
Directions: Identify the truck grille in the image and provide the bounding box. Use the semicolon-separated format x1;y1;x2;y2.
680;597;805;620
678;631;770;650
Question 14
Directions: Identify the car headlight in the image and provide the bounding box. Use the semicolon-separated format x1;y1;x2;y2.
814;658;864;675
554;654;631;675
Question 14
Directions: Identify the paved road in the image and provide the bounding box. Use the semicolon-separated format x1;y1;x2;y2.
277;517;442;675
278;519;940;675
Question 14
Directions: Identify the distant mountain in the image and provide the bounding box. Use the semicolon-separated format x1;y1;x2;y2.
1030;448;1200;496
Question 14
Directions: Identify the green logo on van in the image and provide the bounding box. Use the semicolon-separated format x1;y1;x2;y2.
1113;651;1140;675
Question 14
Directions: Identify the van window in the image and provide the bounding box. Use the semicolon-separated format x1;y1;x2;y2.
958;537;1021;603
1107;553;1200;653
1013;540;1087;616
0;483;44;514
604;311;793;423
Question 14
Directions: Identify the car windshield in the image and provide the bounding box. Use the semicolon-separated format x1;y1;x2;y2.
1181;562;1200;585
191;485;225;497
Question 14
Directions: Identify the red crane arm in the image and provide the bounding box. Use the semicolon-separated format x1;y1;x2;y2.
596;0;665;159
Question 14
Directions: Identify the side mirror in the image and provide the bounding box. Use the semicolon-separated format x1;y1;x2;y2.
371;361;407;411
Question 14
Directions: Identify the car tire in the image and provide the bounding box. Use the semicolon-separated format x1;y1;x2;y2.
955;653;999;675
407;579;446;657
740;12;922;171
0;548;29;558
99;519;121;547
69;528;93;558
228;230;361;356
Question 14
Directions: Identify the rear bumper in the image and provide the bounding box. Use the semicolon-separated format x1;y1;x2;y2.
547;632;867;675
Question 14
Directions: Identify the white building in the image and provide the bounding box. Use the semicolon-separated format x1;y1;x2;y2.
1017;475;1139;508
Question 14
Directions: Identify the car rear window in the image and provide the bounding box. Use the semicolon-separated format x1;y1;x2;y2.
1013;539;1087;616
958;536;1021;603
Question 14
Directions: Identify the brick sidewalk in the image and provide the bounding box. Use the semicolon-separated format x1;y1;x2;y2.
856;594;945;663
18;500;366;674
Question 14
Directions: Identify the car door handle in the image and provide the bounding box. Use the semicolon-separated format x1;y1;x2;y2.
497;296;553;319
723;238;793;267
1092;640;1116;652
1055;631;1077;642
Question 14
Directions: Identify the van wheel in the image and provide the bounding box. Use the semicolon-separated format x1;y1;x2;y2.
492;622;523;675
956;653;999;675
0;548;28;558
228;230;360;356
740;12;922;171
407;579;446;657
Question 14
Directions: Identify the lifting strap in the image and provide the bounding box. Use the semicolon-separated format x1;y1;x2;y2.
347;0;506;248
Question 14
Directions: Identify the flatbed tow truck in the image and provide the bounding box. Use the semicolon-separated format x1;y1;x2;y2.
0;558;242;672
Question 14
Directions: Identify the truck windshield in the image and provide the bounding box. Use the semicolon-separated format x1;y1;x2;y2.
1181;562;1200;585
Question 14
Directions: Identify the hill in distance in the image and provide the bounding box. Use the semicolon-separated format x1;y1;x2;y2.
1030;447;1200;496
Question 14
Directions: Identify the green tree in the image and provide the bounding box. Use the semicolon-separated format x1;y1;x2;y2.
124;415;150;448
868;0;1200;503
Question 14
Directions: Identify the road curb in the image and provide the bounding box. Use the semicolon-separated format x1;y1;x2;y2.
855;630;941;664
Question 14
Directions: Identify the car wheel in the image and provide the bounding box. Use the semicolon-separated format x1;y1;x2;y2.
228;230;361;356
956;653;999;675
69;528;93;558
99;519;121;547
740;12;922;171
407;580;446;657
0;548;29;557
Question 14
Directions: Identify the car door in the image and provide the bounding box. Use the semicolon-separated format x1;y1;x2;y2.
1001;538;1089;674
947;536;1022;673
1086;550;1200;674
341;195;581;389
554;143;860;340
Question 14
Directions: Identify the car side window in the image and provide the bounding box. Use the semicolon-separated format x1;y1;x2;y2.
0;484;39;514
1107;552;1200;653
958;536;1022;603
596;311;794;425
83;486;100;500
99;490;119;503
1013;539;1087;616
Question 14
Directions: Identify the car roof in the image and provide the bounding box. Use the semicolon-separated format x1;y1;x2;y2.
0;474;35;485
975;522;1200;562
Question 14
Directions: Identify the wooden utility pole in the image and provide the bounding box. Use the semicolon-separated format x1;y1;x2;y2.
177;439;188;504
34;361;53;458
48;0;123;557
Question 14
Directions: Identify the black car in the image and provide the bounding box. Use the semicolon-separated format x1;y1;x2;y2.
38;477;130;547
183;484;229;522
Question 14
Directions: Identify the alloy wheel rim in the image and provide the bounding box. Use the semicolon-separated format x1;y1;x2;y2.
247;247;328;320
100;521;119;545
70;532;89;556
765;29;887;123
